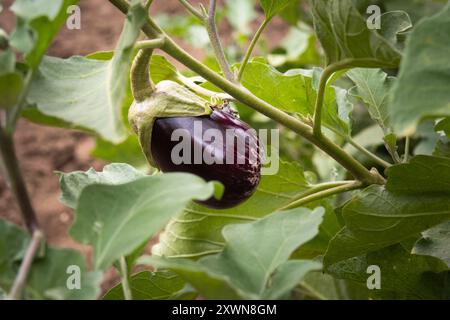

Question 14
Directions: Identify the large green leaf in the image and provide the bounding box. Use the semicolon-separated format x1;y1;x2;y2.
142;207;323;299
103;270;197;300
58;163;146;209
26;0;146;143
413;221;450;268
153;159;316;258
241;62;351;135
386;155;450;194
324;156;450;266
10;0;78;68
390;3;450;133
347;68;395;134
0;219;101;299
311;0;411;68
69;172;218;270
328;245;450;299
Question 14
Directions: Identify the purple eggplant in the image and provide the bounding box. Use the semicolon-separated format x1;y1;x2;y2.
150;107;261;209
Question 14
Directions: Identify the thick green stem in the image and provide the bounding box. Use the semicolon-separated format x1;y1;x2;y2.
238;18;270;81
108;0;381;184
403;136;410;163
313;61;352;136
130;49;155;102
281;181;363;210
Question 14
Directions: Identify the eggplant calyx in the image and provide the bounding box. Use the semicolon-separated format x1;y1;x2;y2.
128;80;211;167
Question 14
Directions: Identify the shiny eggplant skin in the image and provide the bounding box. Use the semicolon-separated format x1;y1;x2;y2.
150;108;261;209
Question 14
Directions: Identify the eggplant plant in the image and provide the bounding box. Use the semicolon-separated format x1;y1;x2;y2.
0;0;450;301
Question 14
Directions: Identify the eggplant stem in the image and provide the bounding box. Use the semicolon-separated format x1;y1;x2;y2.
131;48;155;102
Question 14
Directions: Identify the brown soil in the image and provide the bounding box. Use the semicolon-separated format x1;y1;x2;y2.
0;0;288;294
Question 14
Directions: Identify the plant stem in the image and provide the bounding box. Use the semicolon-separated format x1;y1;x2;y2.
403;136;410;163
237;18;270;81
108;0;382;184
6;70;33;134
313;61;353;136
205;0;235;82
293;180;356;201
347;136;392;168
0;127;39;232
178;0;204;21
134;38;165;51
119;256;132;300
7;229;43;300
130;48;156;102
281;181;363;210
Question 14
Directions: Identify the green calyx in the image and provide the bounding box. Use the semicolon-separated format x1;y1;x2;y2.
128;80;211;168
129;47;211;168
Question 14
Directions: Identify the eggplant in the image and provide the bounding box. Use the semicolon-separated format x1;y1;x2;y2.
150;107;261;209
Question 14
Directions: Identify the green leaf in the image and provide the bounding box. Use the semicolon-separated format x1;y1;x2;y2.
311;0;411;68
70;172;218;270
103;270;197;300
328;244;450;299
260;0;297;20
10;0;78;68
143;207;323;299
390;3;450;134
0;219;101;299
241;62;351;135
150;55;179;84
153;159;315;258
386;155;450;194
413;221;450;268
347;68;395;134
0;72;23;110
325;155;450;266
226;0;256;36
58;163;146;209
26;0;145;143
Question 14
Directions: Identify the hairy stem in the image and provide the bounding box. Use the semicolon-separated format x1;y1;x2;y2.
0;128;39;232
281;181;363;210
205;0;235;82
7;229;43;300
108;0;381;184
178;0;204;21
237;18;270;81
119;256;132;300
347;136;392;168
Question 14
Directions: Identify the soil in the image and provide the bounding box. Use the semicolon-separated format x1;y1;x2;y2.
0;0;288;294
